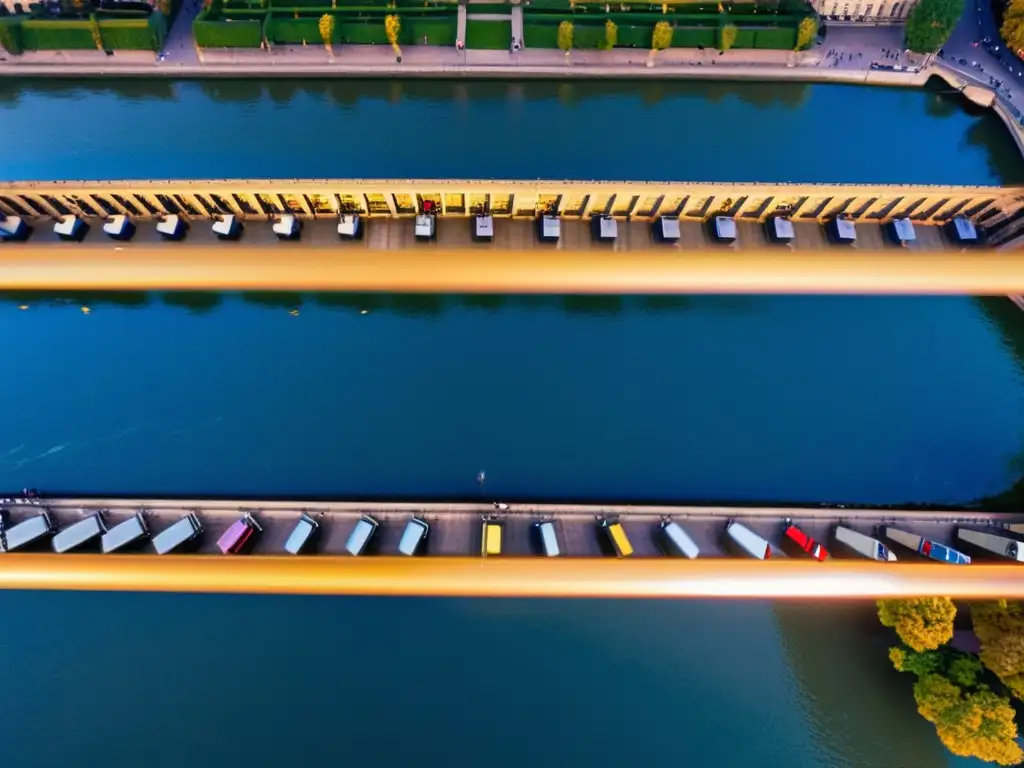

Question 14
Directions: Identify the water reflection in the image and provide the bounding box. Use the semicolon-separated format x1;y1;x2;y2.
773;602;950;767
160;291;223;314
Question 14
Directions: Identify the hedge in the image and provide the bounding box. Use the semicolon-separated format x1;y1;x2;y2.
523;21;557;47
194;9;263;45
465;18;510;49
523;18;796;50
338;19;388;43
97;15;166;50
754;26;795;47
0;17;23;54
265;16;318;43
20;19;96;50
403;17;456;45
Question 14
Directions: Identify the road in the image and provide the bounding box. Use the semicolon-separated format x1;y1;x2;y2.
940;0;1024;124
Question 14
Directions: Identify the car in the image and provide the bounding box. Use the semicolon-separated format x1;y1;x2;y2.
783;521;829;561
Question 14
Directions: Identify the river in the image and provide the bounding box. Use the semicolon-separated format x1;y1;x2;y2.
0;77;1016;767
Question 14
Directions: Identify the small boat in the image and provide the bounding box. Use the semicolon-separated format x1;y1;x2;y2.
880;526;971;564
783;520;828;561
834;525;897;562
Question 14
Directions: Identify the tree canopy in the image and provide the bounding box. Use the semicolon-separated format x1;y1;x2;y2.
557;20;574;52
904;0;965;53
1002;0;1024;53
795;16;817;51
652;20;673;51
878;598;957;652
891;646;1023;766
720;23;737;52
318;13;334;53
973;600;1024;699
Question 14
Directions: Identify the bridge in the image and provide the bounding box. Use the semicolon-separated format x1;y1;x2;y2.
2;497;1024;598
2;179;1024;294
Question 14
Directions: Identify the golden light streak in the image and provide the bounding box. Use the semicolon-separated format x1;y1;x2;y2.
0;556;1022;598
0;246;1023;294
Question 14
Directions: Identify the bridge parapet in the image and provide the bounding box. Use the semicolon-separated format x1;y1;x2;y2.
0;179;1019;227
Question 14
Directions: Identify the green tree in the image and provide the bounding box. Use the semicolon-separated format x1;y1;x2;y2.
602;19;617;50
973;600;1024;699
795;16;817;50
905;0;965;53
891;647;1024;766
557;20;574;57
719;22;737;52
651;20;673;51
878;598;957;652
319;13;335;56
385;14;401;61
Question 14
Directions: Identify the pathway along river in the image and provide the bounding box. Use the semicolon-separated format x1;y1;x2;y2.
0;78;1016;767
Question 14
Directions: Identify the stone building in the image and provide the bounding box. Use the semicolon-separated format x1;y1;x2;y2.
811;0;917;23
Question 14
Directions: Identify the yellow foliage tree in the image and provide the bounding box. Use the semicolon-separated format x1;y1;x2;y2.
973;600;1024;700
603;19;617;50
385;14;402;61
652;20;672;51
557;20;573;57
915;674;1023;766
719;22;736;52
1002;0;1024;53
795;16;817;50
318;13;335;57
877;597;957;652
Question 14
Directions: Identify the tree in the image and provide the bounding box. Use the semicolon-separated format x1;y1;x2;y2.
891;646;1024;766
652;20;672;51
602;19;617;50
385;14;401;61
904;0;965;53
973;600;1024;700
878;598;957;652
1003;0;1024;53
557;20;573;58
319;13;335;57
795;16;817;51
719;22;737;52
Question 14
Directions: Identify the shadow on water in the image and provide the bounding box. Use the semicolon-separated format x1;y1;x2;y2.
972;298;1024;510
0;291;773;319
0;290;151;308
773;602;950;768
160;292;224;315
0;78;176;104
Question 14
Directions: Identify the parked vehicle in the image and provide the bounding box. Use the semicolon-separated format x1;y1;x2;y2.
52;513;106;553
724;520;771;560
833;526;896;562
783;520;828;561
151;513;202;555
658;519;699;559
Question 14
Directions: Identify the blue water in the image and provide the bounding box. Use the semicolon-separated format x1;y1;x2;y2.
0;78;1019;184
1;293;1021;506
0;77;1012;768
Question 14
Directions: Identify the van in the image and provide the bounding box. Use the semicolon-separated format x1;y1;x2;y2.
101;513;150;554
52;513;107;553
481;518;502;557
3;511;55;552
284;513;320;555
345;515;379;556
599;518;633;558
398;517;429;556
217;513;261;555
152;513;203;555
724;520;771;560
533;520;561;557
659;520;700;559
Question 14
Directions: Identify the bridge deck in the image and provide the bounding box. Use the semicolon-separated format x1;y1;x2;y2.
7;498;1020;561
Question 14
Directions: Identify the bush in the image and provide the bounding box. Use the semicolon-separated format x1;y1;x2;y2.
403;18;456;45
524;20;557;47
755;26;795;49
266;15;318;42
338;19;388;43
